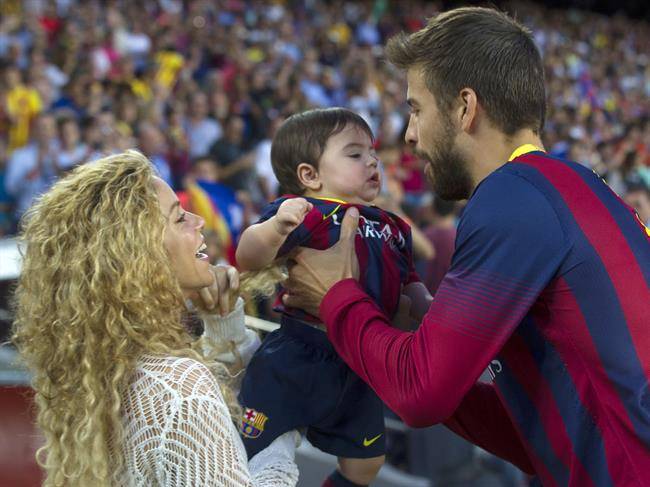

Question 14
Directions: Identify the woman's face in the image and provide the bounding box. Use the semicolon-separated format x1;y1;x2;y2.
154;178;214;295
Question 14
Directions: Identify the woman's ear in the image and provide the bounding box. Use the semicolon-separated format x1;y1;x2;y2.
296;163;321;191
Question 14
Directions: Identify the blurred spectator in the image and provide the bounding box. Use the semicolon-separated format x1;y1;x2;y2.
209;115;257;195
56;116;87;169
4;112;61;218
137;120;172;186
624;182;650;227
253;116;282;202
4;64;42;150
188;155;221;185
186;91;222;159
0;138;11;235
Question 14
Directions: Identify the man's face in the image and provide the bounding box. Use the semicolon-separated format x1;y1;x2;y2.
36;115;57;144
405;68;473;200
191;93;207;118
226;117;244;142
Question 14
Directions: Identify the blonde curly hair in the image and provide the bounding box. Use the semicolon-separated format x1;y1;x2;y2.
12;150;239;486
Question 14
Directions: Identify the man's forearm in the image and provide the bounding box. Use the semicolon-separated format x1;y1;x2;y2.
321;280;535;474
320;279;498;427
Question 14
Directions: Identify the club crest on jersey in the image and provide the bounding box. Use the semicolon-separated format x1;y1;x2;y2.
240;408;269;439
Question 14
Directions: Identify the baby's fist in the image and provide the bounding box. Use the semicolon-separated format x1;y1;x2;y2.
274;198;313;235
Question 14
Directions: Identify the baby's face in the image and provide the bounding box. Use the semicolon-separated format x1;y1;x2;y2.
313;124;381;204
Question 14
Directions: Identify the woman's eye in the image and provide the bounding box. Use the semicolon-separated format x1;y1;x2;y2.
177;213;187;223
349;154;361;159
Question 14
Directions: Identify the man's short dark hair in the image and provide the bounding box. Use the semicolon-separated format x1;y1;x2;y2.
385;6;546;136
271;108;374;195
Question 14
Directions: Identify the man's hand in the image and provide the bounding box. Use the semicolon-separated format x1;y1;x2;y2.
392;293;414;331
273;198;313;236
283;207;360;317
189;265;240;315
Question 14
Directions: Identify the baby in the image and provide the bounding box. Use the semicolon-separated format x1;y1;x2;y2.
236;108;431;487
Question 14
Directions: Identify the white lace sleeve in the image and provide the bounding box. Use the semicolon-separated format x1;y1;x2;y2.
122;357;298;487
200;297;261;368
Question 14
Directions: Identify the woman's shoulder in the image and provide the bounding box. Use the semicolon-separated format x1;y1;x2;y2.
135;354;222;399
137;354;208;372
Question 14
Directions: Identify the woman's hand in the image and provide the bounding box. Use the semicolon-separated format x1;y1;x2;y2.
190;265;240;315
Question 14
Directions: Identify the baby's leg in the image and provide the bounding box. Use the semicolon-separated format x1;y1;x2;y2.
335;455;385;486
238;327;338;458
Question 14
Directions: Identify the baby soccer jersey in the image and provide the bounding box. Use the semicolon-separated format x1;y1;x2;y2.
239;196;419;458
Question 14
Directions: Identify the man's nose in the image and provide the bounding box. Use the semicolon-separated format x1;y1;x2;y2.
405;117;418;146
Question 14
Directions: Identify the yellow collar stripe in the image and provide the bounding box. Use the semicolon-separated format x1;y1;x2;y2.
313;196;348;204
508;144;544;162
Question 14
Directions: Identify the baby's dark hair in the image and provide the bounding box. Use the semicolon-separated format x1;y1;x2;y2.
271;108;374;195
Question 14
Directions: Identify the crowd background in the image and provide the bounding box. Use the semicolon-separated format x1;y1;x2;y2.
2;0;649;242
0;0;648;485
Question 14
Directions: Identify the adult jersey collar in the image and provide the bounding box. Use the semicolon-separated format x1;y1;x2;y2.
508;144;545;161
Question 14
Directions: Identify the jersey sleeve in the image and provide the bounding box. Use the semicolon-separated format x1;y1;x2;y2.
321;172;572;430
256;197;324;258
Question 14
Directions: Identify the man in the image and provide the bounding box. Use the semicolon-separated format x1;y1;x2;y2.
137;121;172;187
284;7;650;487
5;112;60;220
209;115;257;195
4;65;43;151
186;92;222;159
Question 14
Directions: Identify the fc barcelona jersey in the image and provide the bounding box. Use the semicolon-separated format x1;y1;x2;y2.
257;196;420;322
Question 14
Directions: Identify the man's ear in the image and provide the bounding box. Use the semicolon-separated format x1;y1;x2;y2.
457;87;479;134
297;163;321;191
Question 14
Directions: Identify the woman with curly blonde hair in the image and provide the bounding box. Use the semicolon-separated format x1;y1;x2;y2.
12;150;299;486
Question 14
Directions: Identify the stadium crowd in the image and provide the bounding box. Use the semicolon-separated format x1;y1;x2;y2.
1;0;649;244
1;1;648;484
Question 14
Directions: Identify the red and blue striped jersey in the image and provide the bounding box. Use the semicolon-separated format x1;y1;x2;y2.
320;151;650;486
258;196;419;323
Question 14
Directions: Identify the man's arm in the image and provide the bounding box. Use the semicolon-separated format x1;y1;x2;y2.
320;174;570;422
321;278;515;426
284;173;571;469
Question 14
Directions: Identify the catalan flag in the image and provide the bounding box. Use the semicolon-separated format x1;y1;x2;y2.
184;180;243;264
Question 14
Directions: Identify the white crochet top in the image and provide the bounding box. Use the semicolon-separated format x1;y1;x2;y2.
117;299;299;486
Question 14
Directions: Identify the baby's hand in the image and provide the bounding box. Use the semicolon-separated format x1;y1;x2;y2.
274;198;313;235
